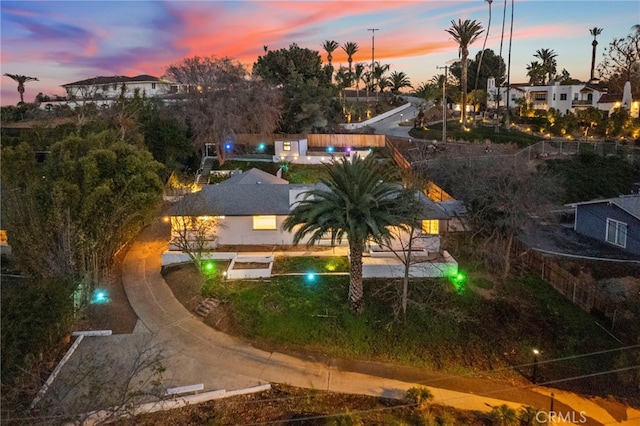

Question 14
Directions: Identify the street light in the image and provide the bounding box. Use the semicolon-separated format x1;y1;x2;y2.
532;348;540;384
368;28;379;101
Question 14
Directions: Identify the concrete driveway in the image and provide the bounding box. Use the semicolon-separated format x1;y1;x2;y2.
112;220;639;425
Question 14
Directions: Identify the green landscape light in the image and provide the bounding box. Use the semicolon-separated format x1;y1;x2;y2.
204;261;215;273
448;270;466;293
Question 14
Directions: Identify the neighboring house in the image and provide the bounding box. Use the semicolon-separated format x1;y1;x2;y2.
568;194;640;256
165;168;457;278
486;78;638;118
39;75;188;109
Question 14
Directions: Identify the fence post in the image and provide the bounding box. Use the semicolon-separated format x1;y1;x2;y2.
572;281;576;303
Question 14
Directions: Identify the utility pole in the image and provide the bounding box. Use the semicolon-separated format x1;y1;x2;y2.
436;65;449;144
368;28;379;101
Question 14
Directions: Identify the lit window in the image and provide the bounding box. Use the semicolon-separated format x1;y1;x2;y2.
283;141;291;151
0;230;7;245
253;215;277;230
421;220;439;235
606;219;627;248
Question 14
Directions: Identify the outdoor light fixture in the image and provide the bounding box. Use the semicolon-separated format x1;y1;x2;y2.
225;143;232;150
257;143;266;151
306;272;316;282
326;146;335;153
91;289;109;304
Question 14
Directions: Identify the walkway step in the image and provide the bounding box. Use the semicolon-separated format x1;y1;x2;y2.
195;298;220;318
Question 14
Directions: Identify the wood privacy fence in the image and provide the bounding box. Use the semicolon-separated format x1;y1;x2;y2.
236;134;385;148
306;134;385;148
515;241;616;319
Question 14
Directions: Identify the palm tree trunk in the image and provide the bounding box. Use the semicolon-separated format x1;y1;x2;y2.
348;240;365;313
590;40;597;81
461;53;468;130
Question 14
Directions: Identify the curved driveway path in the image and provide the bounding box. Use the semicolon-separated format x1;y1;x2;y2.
122;218;639;425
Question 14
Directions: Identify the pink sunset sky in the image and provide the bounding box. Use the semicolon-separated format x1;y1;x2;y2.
1;0;638;106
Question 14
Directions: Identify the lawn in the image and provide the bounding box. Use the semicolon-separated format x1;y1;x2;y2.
271;255;350;274
163;262;636;401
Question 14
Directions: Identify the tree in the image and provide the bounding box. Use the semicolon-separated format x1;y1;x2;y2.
372;61;391;93
168;200;220;276
1;130;164;283
450;48;505;93
589;27;603;81
354;63;366;102
388;71;413;93
322;40;339;68
534;48;558;84
597;28;640;94
526;61;546;85
283;155;412;313
166;55;283;165
342;41;359;81
253;43;326;86
3;73;39;104
445;19;484;129
429;157;563;280
490;404;519;426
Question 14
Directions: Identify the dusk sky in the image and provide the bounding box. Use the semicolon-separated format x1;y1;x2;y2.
1;0;638;106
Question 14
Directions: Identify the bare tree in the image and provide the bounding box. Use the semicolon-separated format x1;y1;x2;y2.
164;55;283;165
167;194;223;275
27;334;166;425
597;28;640;93
429;157;563;280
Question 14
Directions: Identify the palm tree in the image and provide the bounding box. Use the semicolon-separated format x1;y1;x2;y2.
526;61;545;85
589;27;603;81
322;40;339;66
445;19;484;129
372;61;390;93
4;73;39;103
534;48;557;84
474;1;494;94
283;155;411;314
354;63;366;102
388;71;412;93
342;41;359;84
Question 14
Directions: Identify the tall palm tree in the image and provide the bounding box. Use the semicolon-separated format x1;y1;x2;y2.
445;19;484;129
354;63;365;102
526;61;545;85
474;0;494;94
322;40;339;66
534;48;557;84
283;155;411;314
372;61;390;93
4;73;39;103
342;41;359;84
589;27;603;81
389;71;412;93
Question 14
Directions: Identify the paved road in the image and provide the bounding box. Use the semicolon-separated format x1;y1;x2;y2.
117;220;639;425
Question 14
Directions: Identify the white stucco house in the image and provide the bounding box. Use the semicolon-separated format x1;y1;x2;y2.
486;78;638;118
38;75;189;109
164;168;457;279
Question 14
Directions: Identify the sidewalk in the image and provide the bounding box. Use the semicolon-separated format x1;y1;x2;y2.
120;219;640;425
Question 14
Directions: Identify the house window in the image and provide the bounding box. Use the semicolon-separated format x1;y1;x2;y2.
587;93;593;101
283;141;291;151
553;94;556;101
0;230;7;245
253;215;277;230
560;93;567;100
606;218;627;248
534;93;546;101
421;220;439;235
170;85;178;94
102;85;109;92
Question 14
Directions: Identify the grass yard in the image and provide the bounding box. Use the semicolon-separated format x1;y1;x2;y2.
163;262;637;402
410;122;543;147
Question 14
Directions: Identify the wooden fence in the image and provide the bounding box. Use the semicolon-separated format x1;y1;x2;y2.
515;241;617;319
307;134;385;148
